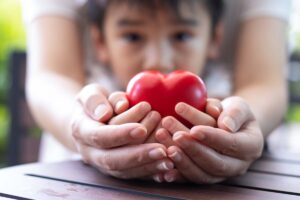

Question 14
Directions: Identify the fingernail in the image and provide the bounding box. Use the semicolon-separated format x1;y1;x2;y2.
115;100;126;111
157;161;173;171
169;151;181;162
153;175;163;183
130;127;147;139
175;103;185;114
190;128;205;141
162;117;173;129
173;133;189;148
94;104;108;120
156;129;168;141
149;148;166;159
212;106;221;113
223;116;236;132
173;132;183;140
164;174;175;182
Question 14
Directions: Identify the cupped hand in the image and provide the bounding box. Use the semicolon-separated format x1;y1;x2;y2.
160;97;264;183
70;84;173;179
155;98;222;148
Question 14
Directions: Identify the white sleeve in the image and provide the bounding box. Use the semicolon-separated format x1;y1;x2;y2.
239;0;291;22
21;0;87;25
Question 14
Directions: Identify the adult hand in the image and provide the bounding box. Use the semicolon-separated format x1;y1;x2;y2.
158;97;264;184
70;84;173;179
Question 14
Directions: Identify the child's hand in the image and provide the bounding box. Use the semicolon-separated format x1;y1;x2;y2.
160;97;264;183
107;91;162;144
150;98;222;182
70;84;173;179
154;98;222;148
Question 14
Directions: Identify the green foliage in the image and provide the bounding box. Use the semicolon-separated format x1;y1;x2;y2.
0;0;26;103
0;105;9;166
295;33;300;55
286;104;300;122
0;0;26;166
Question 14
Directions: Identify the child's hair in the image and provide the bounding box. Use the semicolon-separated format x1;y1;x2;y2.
87;0;224;35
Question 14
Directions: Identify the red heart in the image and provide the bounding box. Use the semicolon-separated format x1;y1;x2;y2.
126;70;207;127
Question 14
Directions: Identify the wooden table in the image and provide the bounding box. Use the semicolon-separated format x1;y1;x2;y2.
0;152;299;200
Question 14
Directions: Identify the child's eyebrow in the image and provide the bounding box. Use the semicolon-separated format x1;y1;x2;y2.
117;19;144;27
173;18;199;26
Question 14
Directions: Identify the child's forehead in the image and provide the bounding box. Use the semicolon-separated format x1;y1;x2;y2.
106;1;207;22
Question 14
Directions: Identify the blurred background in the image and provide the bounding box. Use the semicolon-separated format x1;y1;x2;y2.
0;0;300;167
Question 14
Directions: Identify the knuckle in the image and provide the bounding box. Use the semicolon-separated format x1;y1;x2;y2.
222;135;239;155
100;153;119;171
90;132;98;145
70;117;82;140
214;159;228;176
230;135;239;152
206;117;217;127
89;131;106;148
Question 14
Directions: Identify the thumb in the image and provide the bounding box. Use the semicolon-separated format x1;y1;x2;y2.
218;96;254;132
77;84;113;122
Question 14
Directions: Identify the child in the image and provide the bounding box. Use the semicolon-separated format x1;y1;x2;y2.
25;0;288;184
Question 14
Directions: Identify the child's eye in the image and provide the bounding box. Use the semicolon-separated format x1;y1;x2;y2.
173;32;192;42
123;33;143;43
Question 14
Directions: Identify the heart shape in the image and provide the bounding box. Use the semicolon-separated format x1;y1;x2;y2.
126;70;207;127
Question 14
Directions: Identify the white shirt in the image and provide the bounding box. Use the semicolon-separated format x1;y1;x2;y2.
21;0;291;162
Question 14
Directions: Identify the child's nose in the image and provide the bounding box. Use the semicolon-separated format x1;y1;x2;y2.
142;43;175;73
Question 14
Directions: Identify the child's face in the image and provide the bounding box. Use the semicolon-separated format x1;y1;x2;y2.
94;2;218;88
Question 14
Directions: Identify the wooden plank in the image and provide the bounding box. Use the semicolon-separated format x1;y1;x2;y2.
0;167;157;200
225;171;300;195
0;161;298;200
249;159;300;177
262;151;300;163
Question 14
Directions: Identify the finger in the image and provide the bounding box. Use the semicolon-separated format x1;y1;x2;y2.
144;123;162;143
152;173;165;183
155;128;176;148
77;84;113;122
129;111;161;145
72;114;148;148
190;125;263;161
140;111;161;136
161;116;189;135
108;91;130;114
218;96;254;132
81;143;169;171
109;158;174;180
108;102;151;125
175;102;216;127
163;169;187;183
206;98;222;119
173;131;249;177
167;145;224;184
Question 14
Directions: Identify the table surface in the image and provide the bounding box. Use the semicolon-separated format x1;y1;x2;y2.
0;151;300;200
